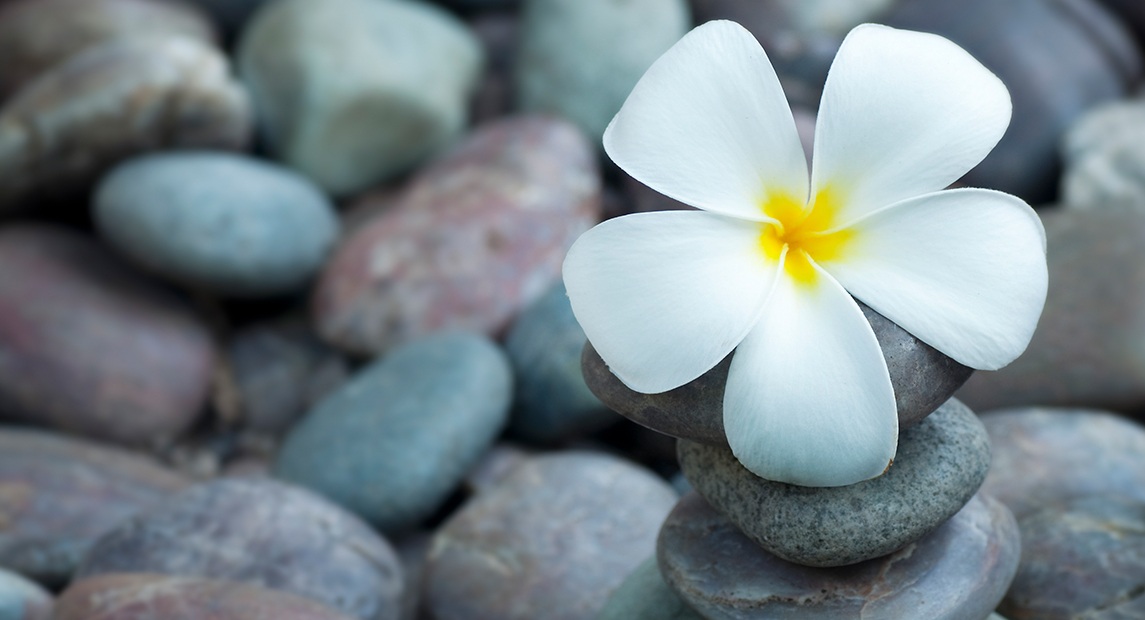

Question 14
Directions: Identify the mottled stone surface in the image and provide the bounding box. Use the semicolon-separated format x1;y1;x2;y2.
238;0;482;195
586;302;972;445
505;282;614;443
882;0;1141;203
597;557;702;620
679;399;990;567
0;226;214;446
0;428;189;587
424;452;677;620
55;574;356;620
958;210;1145;411
980;407;1145;519
0;36;250;212
1061;101;1145;212
95;152;339;297
1001;496;1145;619
229;319;349;435
76;478;402;620
275;333;512;532
314;116;600;356
463;443;532;495
659;492;1019;620
0;567;52;620
515;0;689;142
0;0;216;99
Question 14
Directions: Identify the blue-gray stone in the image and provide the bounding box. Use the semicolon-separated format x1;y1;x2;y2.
0;569;51;620
596;557;703;620
275;332;513;532
505;282;615;443
515;0;690;142
678;398;991;567
94;151;338;298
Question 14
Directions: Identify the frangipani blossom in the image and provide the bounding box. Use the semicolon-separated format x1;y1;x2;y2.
563;21;1048;487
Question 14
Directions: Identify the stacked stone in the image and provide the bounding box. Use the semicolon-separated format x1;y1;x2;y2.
584;303;1022;619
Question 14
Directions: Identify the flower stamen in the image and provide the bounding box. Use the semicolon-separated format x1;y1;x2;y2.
759;186;853;284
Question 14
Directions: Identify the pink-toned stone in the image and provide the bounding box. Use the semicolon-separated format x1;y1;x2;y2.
314;115;600;355
0;226;215;446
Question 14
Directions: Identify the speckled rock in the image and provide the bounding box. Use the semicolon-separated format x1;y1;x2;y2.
0;36;250;212
0;568;52;619
94;152;339;297
515;0;689;142
424;452;677;620
882;0;1141;203
0;226;214;446
1061;100;1145;212
505;282;614;444
275;333;513;532
585;302;972;445
980;407;1145;519
76;478;402;620
597;557;702;620
0;428;189;587
0;0;216;100
1000;496;1145;619
678;399;990;567
464;443;533;495
228;319;349;435
659;492;1020;620
957;210;1145;411
314;116;600;356
238;0;482;196
56;574;356;620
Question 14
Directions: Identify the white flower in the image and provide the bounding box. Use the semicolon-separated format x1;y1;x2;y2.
562;21;1048;487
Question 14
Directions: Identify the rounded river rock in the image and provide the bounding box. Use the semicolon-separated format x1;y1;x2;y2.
585;302;972;446
659;492;1020;620
678;398;990;566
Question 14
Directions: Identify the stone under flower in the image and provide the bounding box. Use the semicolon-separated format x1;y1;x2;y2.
563;21;1048;487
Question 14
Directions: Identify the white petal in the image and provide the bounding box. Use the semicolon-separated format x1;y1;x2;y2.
819;188;1048;370
723;264;897;487
811;24;1012;225
603;20;809;222
563;211;777;394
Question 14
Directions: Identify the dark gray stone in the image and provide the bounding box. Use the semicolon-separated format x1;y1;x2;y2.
0;569;51;620
678;399;990;567
585;302;972;446
1001;496;1145;619
515;0;689;142
659;492;1020;620
95;152;339;298
424;452;677;620
980;407;1145;519
274;332;513;532
76;477;402;620
506;282;616;444
596;557;703;620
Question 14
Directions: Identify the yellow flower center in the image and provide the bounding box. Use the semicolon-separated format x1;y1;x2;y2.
759;186;853;285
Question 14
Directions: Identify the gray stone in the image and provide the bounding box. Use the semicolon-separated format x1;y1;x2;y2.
0;569;51;620
0;0;217;99
585;302;972;446
95;152;339;297
424;451;677;620
0;36;250;212
980;407;1145;519
275;332;513;532
678;398;990;567
596;557;702;620
506;282;616;444
76;477;402;620
659;492;1019;620
1062;100;1145;212
957;209;1145;412
1000;496;1145;619
515;0;689;143
463;443;533;495
238;0;483;196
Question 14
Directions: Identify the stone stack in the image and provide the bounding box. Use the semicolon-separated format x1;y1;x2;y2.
584;303;1022;619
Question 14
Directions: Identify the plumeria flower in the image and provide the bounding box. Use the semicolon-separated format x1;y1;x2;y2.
563;21;1048;487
